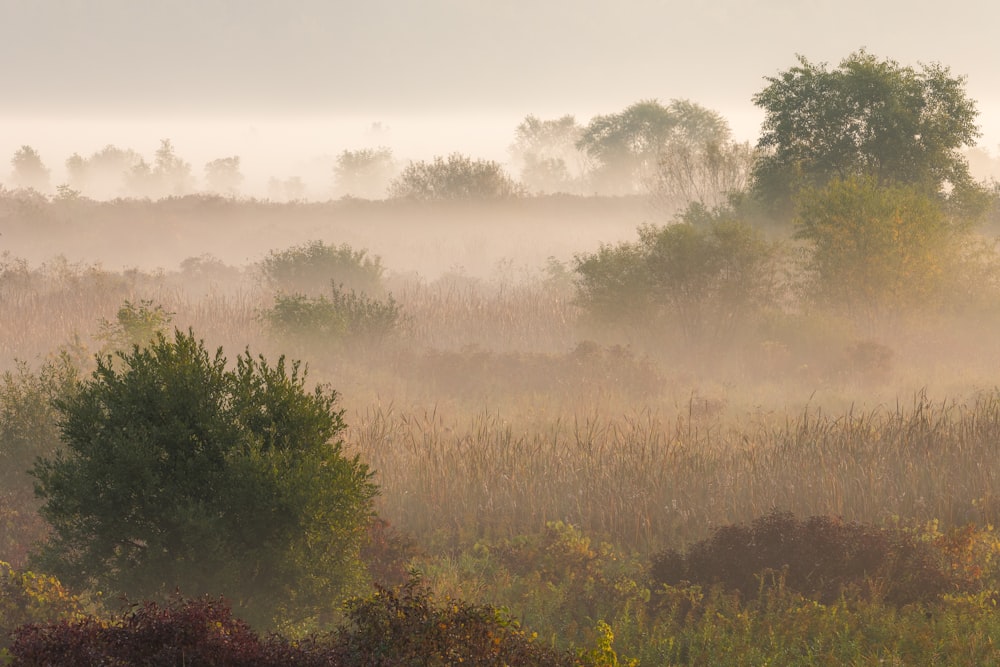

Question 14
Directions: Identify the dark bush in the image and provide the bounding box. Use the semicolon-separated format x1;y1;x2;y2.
651;511;956;606
260;240;384;296
8;596;339;666
332;579;583;667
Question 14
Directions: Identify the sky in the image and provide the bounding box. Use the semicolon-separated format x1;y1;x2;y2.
2;0;999;190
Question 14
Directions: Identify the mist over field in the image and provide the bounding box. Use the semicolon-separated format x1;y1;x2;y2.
7;2;1000;663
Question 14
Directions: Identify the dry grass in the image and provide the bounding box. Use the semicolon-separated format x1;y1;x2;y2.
7;246;1000;561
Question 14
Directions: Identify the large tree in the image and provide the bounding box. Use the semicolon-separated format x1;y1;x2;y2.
31;329;378;631
752;50;981;214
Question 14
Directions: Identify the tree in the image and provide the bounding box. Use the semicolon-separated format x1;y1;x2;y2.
31;329;378;631
66;145;143;199
794;175;959;330
332;147;396;199
752;50;982;215
509;114;588;193
204;156;244;195
9;146;50;192
126;139;194;198
388;153;524;200
578;100;731;194
648;137;756;212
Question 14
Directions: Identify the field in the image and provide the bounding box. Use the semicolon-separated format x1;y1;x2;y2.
6;192;1000;664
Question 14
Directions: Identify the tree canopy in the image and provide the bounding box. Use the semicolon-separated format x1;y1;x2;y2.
752;50;981;214
31;329;378;631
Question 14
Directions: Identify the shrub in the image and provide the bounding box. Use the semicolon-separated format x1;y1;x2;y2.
332;579;583;666
7;595;338;666
0;562;82;652
260;240;384;296
265;284;404;345
388;153;525;200
31;329;378;631
650;511;959;606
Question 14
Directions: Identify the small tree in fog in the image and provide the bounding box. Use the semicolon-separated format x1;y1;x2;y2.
648;136;756;212
577;99;730;195
332;147;396;199
204;156;244;196
509;114;588;193
9;146;51;192
66;145;144;199
31;329;378;631
126;139;194;198
388;153;524;200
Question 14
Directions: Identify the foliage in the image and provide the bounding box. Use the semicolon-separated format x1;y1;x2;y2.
95;299;174;354
794;175;959;328
332;147;396;199
651;511;969;607
8;147;50;193
648;136;756;211
203;156;244;195
259;240;384;296
65;144;144;199
30;329;378;631
388;153;525;200
333;578;584;666
509;115;588;194
574;204;778;348
0;561;82;652
126;139;195;199
7;595;340;667
265;284;404;346
752;50;982;215
578;99;730;194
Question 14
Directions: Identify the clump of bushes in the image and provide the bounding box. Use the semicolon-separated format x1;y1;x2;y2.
651;511;974;606
7;585;585;666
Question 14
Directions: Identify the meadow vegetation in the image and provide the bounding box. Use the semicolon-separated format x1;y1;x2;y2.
5;50;1000;664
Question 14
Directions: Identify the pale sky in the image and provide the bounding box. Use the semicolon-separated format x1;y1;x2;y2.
2;0;999;187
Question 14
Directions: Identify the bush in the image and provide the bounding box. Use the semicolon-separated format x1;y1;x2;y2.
650;511;959;606
260;240;384;296
31;329;378;631
332;579;583;666
388;153;525;200
7;595;338;666
265;284;404;345
1;562;82;652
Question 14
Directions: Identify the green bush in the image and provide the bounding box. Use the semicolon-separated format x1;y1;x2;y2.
260;240;384;296
30;329;378;631
0;562;82;652
265;283;404;345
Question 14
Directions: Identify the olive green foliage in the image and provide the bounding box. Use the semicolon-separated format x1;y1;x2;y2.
574;204;777;346
260;240;384;296
388;153;525;200
0;353;80;568
265;284;404;345
95;299;174;354
31;329;378;631
753;50;982;215
795;175;959;327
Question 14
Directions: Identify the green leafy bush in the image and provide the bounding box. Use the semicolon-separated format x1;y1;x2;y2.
260;240;384;296
31;329;378;631
265;284;404;345
1;562;81;652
